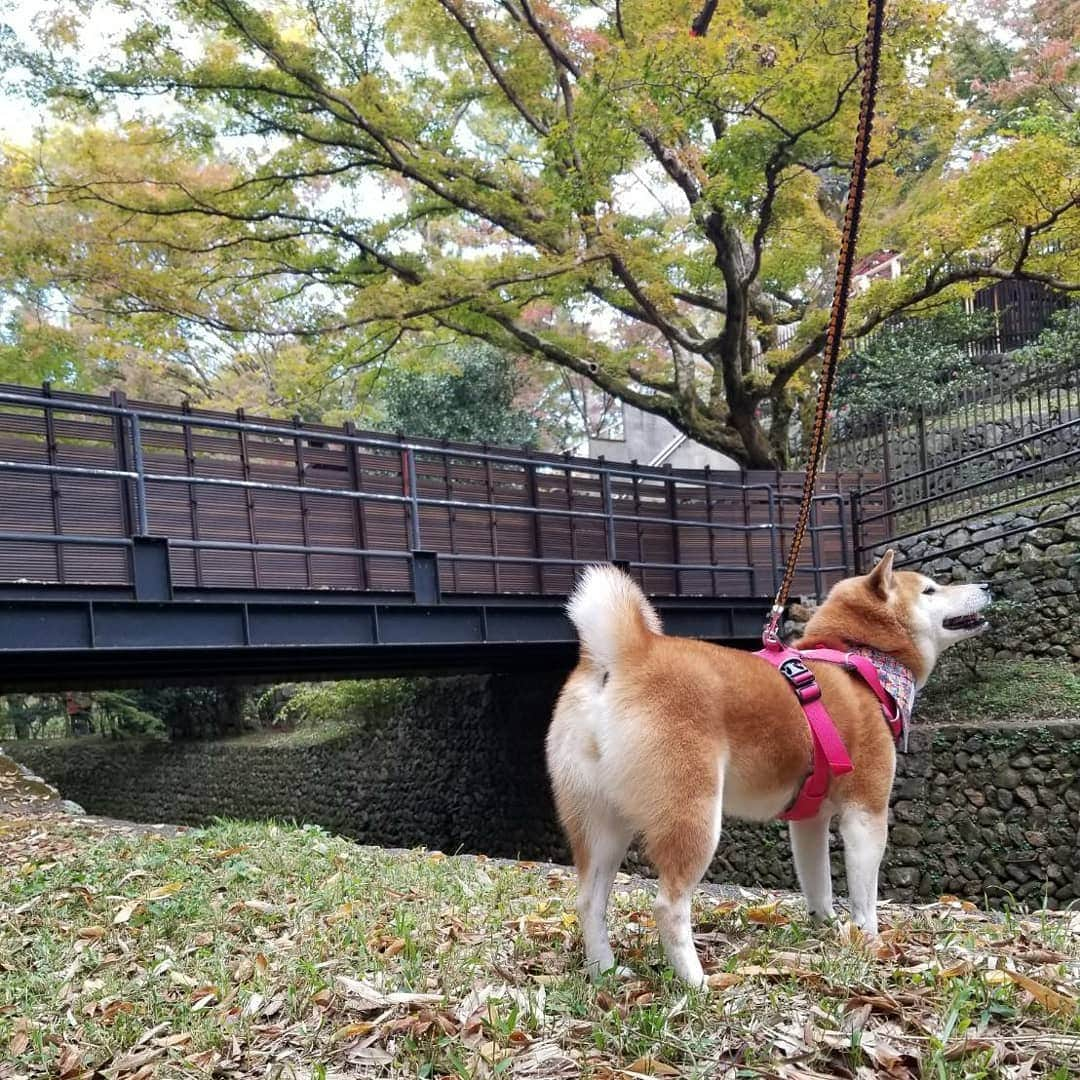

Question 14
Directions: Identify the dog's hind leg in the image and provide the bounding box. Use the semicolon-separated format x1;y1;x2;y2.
569;810;634;980
789;814;835;922
839;805;888;937
645;784;721;988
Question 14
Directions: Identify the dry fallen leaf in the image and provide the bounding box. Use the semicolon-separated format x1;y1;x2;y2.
56;1044;83;1080
157;1033;193;1048
1007;971;1078;1016
333;1022;377;1042
190;985;220;1011
113;900;141;925
745;901;789;926
844;993;903;1018
513;1039;579;1077
621;1056;681;1077
477;1040;511;1066
213;846;246;859
869;1036;919;1079
240;899;280;916
145;881;184;900
706;971;743;990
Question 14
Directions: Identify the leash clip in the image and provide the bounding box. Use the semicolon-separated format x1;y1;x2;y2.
761;603;785;650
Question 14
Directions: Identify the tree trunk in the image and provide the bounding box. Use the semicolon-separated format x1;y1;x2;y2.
730;410;778;469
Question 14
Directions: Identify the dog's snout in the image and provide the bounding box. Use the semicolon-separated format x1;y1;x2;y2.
978;583;991;592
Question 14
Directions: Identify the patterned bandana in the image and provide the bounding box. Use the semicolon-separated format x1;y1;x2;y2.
852;645;917;752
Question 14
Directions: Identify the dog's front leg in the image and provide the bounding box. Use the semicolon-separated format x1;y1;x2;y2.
839;806;888;936
789;814;835;922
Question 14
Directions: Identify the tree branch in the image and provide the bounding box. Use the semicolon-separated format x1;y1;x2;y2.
673;289;727;314
690;0;720;38
515;0;581;78
432;0;550;137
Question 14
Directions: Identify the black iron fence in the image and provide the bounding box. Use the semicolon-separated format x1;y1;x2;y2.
830;355;1079;545
848;360;1080;569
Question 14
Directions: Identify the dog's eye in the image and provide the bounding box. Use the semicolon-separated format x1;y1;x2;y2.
922;586;936;595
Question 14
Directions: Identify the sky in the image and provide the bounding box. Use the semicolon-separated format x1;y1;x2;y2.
0;0;129;139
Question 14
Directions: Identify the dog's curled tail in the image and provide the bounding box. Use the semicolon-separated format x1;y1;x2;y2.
566;564;663;672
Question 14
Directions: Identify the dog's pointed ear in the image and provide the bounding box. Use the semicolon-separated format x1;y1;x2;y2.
866;549;896;598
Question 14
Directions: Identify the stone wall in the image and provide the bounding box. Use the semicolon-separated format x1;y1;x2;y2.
9;675;567;860
876;495;1080;663
10;674;1080;907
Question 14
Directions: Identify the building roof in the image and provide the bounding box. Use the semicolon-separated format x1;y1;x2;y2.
852;250;900;278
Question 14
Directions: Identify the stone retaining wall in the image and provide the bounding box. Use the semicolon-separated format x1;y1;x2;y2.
838;415;1079;494
11;675;1080;907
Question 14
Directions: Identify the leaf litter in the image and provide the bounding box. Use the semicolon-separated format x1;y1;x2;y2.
3;812;1080;1078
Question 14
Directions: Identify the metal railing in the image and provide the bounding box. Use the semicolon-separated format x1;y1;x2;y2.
829;354;1079;537
851;409;1080;569
0;385;862;601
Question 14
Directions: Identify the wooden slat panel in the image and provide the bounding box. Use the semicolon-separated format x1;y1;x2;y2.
0;387;878;598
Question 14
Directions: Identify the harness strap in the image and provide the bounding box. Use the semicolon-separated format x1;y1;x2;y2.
754;646;853;820
798;647;903;740
755;644;908;820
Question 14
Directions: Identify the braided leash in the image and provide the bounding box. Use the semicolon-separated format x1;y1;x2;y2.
762;0;887;647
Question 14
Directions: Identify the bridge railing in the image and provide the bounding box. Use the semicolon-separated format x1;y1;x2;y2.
0;385;872;601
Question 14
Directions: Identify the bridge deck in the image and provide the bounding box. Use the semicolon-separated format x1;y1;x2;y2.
0;385;880;689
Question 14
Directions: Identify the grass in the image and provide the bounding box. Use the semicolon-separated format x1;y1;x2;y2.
918;659;1080;725
3;814;1080;1079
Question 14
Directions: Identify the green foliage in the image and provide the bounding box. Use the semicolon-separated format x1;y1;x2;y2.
833;307;993;421
0;309;85;389
951;1;1079;127
0;0;1076;465
0;695;67;740
378;346;542;446
131;687;255;741
919;658;1080;725
1011;306;1080;369
92;691;165;740
270;679;415;741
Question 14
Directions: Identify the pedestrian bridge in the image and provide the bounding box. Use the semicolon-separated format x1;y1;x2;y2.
0;384;872;689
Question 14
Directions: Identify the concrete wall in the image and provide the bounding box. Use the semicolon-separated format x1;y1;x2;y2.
589;405;738;470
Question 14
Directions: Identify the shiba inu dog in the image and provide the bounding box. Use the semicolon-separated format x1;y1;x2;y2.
546;552;991;985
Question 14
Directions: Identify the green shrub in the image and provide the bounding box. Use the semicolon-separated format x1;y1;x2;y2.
275;679;416;734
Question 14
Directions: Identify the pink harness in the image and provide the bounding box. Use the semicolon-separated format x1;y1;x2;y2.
754;642;908;821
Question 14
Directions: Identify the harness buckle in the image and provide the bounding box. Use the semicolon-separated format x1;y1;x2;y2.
778;657;822;704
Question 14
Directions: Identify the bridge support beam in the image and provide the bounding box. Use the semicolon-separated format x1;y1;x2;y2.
132;537;173;602
0;582;770;692
411;550;441;605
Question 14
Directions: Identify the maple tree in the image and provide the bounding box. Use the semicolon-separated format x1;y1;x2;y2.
960;0;1078;120
1;0;1077;465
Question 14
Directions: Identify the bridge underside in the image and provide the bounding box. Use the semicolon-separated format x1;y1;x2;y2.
0;585;771;690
